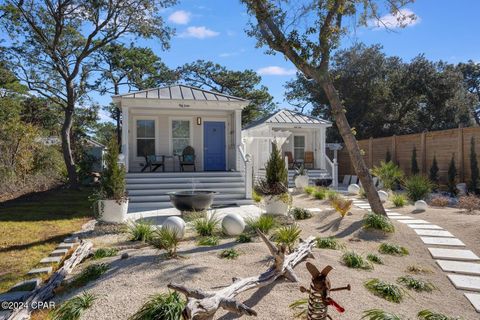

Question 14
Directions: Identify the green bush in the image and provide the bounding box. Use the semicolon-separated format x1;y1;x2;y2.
246;215;277;234
379;243;409;256
361;309;402;320
254;142;288;196
219;248;240;260
50;292;97;320
93;248;118;260
326;189;339;201
304;186;316;195
99;137;126;201
403;175;433;201
197;236;219;246
127;221;154;242
70;264;110;287
316;237;344;250
150;226;180;258
371;161;404;190
363;213;395;233
129;291;185;320
341;251;372;270
364;278;404;303
366;253;383;265
192;213;219;236
390;193;407;207
236;233;252;243
447;155;457;195
313;187;327;200
397;275;435;292
290;207;312;220
252;190;262;203
273;224;301;252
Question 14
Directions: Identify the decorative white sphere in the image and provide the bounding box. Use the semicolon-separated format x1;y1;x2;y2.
378;190;389;203
347;184;360;195
415;200;428;211
222;213;245;236
163;216;186;239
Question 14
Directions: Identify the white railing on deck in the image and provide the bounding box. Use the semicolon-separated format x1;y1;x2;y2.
324;152;338;189
238;144;253;199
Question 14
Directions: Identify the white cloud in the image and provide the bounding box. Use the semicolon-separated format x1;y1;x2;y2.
168;10;191;25
370;8;420;29
219;49;246;58
179;26;219;39
257;66;296;76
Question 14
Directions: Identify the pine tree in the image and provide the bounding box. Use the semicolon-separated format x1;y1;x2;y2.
411;146;419;175
429;155;439;188
447;154;457;195
469;137;480;194
101;138;126;201
255;142;288;195
385;150;392;163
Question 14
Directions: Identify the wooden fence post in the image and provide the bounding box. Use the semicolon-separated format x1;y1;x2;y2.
458;126;465;182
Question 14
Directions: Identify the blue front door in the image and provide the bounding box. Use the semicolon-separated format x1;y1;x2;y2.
204;121;226;171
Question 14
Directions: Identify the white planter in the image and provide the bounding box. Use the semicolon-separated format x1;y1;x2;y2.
99;199;128;223
264;195;290;215
294;175;310;188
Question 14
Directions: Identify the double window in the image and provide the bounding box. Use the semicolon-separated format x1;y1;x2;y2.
293;135;305;160
172;120;191;155
136;120;155;157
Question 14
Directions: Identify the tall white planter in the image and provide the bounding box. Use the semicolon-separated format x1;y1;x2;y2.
99;200;128;223
294;175;309;188
264;195;290;215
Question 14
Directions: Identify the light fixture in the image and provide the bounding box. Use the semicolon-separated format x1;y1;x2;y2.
196;117;202;125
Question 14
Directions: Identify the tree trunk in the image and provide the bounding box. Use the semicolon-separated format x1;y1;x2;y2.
320;78;386;216
62;99;78;188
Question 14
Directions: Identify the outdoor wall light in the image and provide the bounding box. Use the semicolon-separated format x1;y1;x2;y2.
197;117;202;125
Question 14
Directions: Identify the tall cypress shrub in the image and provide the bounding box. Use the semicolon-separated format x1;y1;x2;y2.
255;142;288;195
429;155;439;189
101;138;127;201
411;146;419;175
469;137;480;195
385;150;392;163
447;154;457;195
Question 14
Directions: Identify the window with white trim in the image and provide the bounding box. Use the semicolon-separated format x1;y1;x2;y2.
172;120;191;155
294;136;305;160
136;120;155;157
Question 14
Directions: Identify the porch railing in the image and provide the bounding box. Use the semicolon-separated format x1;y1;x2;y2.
324;152;338;189
238;144;253;199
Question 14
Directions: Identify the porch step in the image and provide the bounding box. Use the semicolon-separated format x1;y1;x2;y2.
130;193;246;203
126;176;244;184
128;187;245;196
127;182;245;191
126;171;244;178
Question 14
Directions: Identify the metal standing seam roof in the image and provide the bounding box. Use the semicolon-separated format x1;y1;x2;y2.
112;84;248;102
243;109;331;129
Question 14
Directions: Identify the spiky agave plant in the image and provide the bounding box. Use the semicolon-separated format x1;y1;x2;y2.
50;292;97;320
192;213;220;236
246;215;277;234
150;226;180;258
127;220;154;242
129;291;185;320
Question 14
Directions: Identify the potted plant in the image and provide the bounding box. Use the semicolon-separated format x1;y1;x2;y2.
254;143;291;215
293;164;309;188
95;138;128;223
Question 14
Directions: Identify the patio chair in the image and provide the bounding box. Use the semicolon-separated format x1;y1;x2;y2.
304;151;314;169
372;177;379;188
178;146;196;172
350;175;359;185
285;151;295;169
340;175;351;187
141;155;165;172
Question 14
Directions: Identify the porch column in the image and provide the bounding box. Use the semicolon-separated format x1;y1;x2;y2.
121;106;129;172
234;109;242;171
319;128;326;169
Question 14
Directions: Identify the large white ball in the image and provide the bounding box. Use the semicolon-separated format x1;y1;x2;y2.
163;216;186;239
415;200;428;211
222;213;245;236
378;190;389;203
347;184;360;195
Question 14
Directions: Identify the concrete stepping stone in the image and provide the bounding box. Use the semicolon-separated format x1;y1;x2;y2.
0;291;30;303
40;256;62;264
386;212;402;216
64;236;79;243
57;242;75;249
306;208;322;212
399;219;430;224
9;278;40;292
428;248;480;261
464;293;480;312
414;229;454;237
447;274;480;292
405;224;443;230
50;249;69;257
27;267;53;276
389;216;414;220
420;237;465;246
436;260;480;276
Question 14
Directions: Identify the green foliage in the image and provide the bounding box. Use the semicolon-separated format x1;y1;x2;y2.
429;155;440;188
379;243;409;256
150;226;180;258
304;186;316;195
447;155;458;195
289;298;308;318
50;292;97;320
252;190;262;203
70;264;110;288
219;248;240;260
366;253;383;265
406;264;433;274
391;193;407;207
273;224;301;252
128;221;154;242
246;215;277;234
290;207;312;220
364;279;404;303
192;214;219;236
469;137;480;194
411;146;419;175
361;309;402;320
397;275;435;292
341;251;372;270
236;233;252;243
129;291;185;320
363;213;395;233
197;236;220;246
417;310;461;320
92;248;118;260
326;189;340;201
99;138;126;201
403;175;433;201
331;196;353;217
316;237;344;250
371;161;404;190
254;143;288;196
313;188;327;200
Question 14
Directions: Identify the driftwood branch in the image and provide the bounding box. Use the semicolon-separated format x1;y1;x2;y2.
168;229;316;320
7;241;93;320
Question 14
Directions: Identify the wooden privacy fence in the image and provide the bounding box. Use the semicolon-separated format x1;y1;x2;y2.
337;127;480;185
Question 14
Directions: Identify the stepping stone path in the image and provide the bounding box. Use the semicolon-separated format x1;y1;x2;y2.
50;249;69;257
27;267;53;276
40;256;63;264
306;208;322;212
345;196;480;313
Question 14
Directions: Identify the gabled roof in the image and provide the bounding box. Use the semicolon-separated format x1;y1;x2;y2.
243;109;331;130
112;84;247;102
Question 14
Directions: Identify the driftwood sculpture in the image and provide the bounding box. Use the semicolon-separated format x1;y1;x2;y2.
168;229;316;320
299;262;350;320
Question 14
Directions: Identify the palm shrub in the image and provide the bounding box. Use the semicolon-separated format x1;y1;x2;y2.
246;215;277;234
371;161;404;190
403;175;433;201
411;146;419;175
429;155;439;189
331;196;353;217
362;309;402;320
129;291;185;320
417;310;460;320
363;213;395;233
379;243;409;256
470;137;480;194
150;226;180;258
50;292;97;320
192;213;219;236
447;154;457;195
290;207;312;220
254;142;288;197
273;224;301;252
390;193;407;207
127;221;154;242
364;279;404;303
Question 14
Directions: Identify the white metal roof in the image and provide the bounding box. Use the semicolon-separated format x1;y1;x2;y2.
112;84;247;102
243;109;331;130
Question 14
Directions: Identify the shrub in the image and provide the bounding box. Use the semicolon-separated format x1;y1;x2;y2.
429;155;439;188
150;226;180;258
361;309;402;320
331;196;353;217
192;213;219;236
219;248;240;260
429;196;450;207
470;137;480;194
313;187;327;200
252;190;262;203
326;189;339;202
316;237;344;250
70;264;110;287
246;215;276;234
254;142;288;196
341;251;372;270
98;137;127;202
411;146;419;175
364;279;404;303
304;186;316;195
371;161;404;190
129;291;185;320
447;154;457;195
458;195;480;212
290;207;312;220
406;264;433;274
403;175;433;201
197;236;220;246
390;193;407;207
417;310;460;320
127;221;154;242
273;224;301;252
397;275;435;292
379;243;409;256
363;213;395;233
50;292;97;320
92;248;118;260
236;233;252;243
366;253;383;265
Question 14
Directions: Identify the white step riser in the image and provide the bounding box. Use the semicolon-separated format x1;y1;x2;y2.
127;177;244;184
127;182;245;190
128;188;245;196
129;197;249;209
126;172;244;178
130;193;246;203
